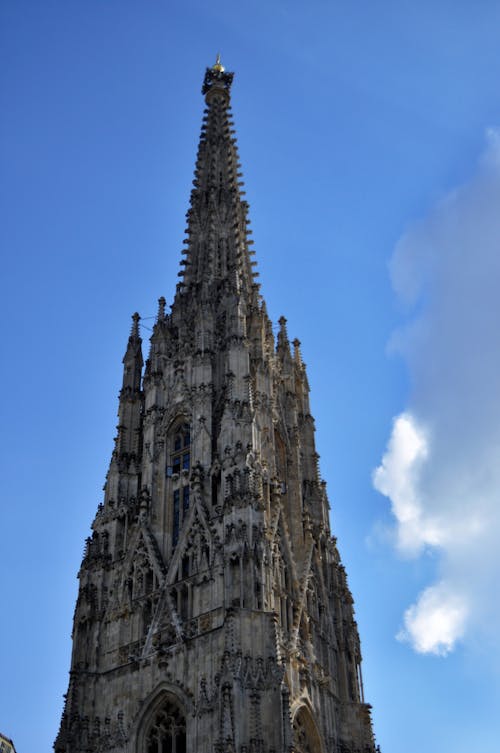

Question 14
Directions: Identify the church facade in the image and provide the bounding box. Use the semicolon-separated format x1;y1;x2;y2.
55;60;378;753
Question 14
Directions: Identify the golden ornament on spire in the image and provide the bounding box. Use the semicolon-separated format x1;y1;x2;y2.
212;53;225;73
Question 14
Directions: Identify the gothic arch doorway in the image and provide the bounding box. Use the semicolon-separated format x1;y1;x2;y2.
137;691;187;753
292;705;323;753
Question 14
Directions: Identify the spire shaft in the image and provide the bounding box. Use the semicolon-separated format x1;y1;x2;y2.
175;63;256;306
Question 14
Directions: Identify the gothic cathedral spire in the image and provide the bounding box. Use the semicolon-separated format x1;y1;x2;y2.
177;58;256;304
55;60;379;753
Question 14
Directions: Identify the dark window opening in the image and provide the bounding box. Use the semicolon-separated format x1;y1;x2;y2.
180;584;188;620
177;732;186;753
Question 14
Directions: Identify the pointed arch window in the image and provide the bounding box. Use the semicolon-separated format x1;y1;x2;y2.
145;697;186;753
168;423;191;476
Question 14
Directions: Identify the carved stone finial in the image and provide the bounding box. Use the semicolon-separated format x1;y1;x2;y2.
130;312;140;338
292;338;302;365
157;296;166;321
277;316;290;353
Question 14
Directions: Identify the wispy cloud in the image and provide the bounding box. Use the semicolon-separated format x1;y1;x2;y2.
374;128;500;656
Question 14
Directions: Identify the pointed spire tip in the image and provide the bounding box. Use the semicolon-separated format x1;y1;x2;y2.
293;338;303;365
277;316;290;353
202;54;233;97
212;53;225;73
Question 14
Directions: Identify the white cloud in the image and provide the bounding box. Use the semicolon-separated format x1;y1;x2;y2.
398;583;468;656
374;128;500;656
373;412;443;555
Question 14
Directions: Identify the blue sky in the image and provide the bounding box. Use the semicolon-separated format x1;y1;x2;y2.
1;1;500;751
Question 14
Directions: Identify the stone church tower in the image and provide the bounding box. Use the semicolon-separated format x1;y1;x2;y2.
55;59;378;753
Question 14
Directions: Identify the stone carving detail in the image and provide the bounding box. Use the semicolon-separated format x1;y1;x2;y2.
214;650;284;692
196;676;216;716
55;710;128;753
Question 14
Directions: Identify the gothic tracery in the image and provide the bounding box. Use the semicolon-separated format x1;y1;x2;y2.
145;699;186;753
